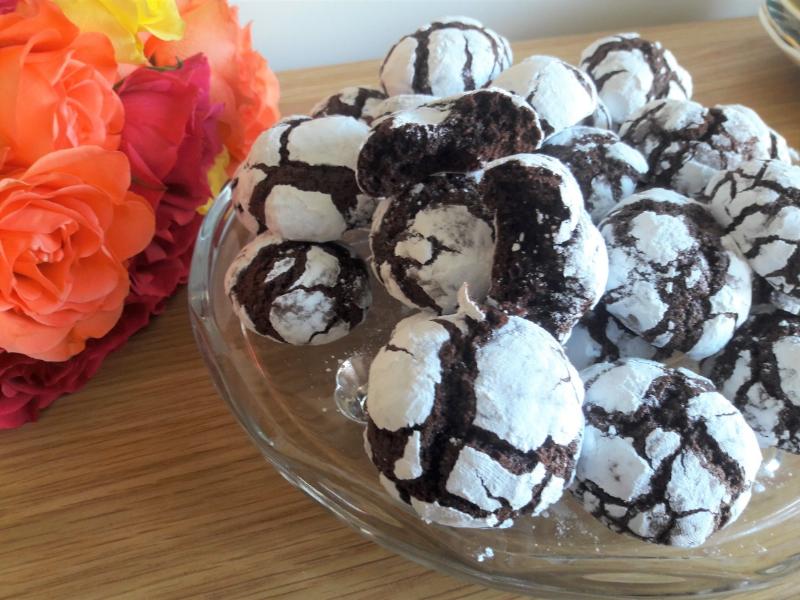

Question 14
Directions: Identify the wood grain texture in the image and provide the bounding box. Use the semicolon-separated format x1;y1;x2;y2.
1;18;799;600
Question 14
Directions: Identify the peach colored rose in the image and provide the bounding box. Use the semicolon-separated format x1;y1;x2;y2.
0;0;124;171
145;0;280;174
0;146;154;361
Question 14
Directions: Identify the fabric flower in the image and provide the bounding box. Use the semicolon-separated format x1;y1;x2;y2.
117;54;222;310
0;0;123;172
53;0;184;64
0;298;152;429
145;0;280;174
0;147;154;361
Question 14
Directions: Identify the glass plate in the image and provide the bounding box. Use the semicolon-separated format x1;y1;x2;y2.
188;187;800;599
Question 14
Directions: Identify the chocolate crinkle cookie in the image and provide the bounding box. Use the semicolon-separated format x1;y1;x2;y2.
703;311;800;453
485;154;608;342
380;16;512;97
357;89;544;198
310;86;388;124
224;233;371;345
599;188;752;360
490;55;598;137
706;159;800;315
564;304;669;372
573;358;762;548
541;126;649;223
619;99;777;197
365;288;584;528
370;94;437;121
231;115;375;242
370;173;495;315
579;33;692;129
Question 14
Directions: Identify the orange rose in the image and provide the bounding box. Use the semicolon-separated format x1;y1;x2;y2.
145;0;280;173
0;146;155;361
0;0;124;171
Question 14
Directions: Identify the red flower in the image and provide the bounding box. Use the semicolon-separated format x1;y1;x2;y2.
117;53;222;311
0;54;223;428
0;300;150;428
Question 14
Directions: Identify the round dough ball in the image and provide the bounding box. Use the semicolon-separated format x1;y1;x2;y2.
357;89;543;198
231;115;375;241
541;126;649;223
599;188;752;360
574;358;762;547
310;86;388;124
581;100;614;130
619;99;775;197
366;288;584;528
370;173;495;314
579;33;692;128
703;311;800;453
224;233;371;345
380;16;512;96
490;55;598;137
706;159;800;314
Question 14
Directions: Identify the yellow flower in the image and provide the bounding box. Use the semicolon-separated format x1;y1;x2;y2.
55;0;185;64
198;148;231;215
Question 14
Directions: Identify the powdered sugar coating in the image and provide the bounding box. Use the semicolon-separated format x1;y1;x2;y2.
619;99;776;197
380;16;512;97
600;188;752;360
366;290;584;528
564;305;667;372
542;126;649;222
310;86;388;124
490;55;598;137
370;174;495;314
703;311;800;453
574;358;762;547
224;233;371;345
371;94;438;120
231;115;375;241
579;33;692;128
706;159;800;311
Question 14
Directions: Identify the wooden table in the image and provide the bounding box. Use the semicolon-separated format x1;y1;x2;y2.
2;17;799;600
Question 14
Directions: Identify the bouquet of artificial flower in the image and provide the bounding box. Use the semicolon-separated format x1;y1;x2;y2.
0;0;280;428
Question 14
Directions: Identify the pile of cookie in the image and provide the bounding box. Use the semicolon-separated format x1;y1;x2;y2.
223;17;800;548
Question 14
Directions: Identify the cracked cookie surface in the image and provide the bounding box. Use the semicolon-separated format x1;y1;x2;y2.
573;358;762;547
706;159;800;314
224;233;371;345
599;188;752;360
231;115;374;241
365;290;584;528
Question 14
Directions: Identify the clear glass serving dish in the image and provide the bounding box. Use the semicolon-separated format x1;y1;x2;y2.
189;187;800;599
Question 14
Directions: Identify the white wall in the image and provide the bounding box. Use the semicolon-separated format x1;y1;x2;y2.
233;0;758;72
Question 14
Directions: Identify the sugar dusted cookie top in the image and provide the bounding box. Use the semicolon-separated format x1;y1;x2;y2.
706;159;800;314
579;33;692;128
380;16;512;97
703;311;800;453
541;126;649;223
490;55;598;137
231;115;375;241
573;358;762;548
224;233;371;345
599;188;752;360
619;99;775;197
366;288;584;528
310;86;388;124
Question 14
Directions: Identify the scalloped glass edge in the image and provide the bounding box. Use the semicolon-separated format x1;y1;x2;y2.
187;187;800;599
